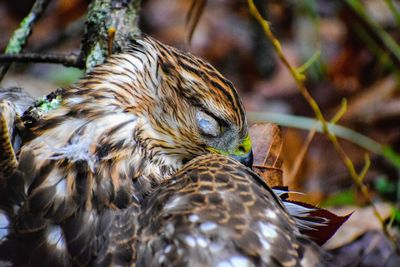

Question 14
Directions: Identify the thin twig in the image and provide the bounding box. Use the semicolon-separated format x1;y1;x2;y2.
185;0;207;45
247;112;382;155
287;100;347;183
248;0;399;251
248;111;400;170
0;0;51;81
0;53;83;68
287;126;317;184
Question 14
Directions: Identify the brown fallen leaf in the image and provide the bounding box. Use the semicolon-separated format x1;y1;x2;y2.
249;123;351;245
249;123;283;187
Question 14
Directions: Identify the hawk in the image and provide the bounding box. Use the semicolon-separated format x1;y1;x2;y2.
0;36;253;266
0;36;331;267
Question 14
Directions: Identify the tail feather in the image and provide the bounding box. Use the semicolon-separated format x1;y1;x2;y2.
273;187;351;246
272;187;327;231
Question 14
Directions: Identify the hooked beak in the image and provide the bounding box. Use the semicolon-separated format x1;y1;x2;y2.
206;134;253;168
230;149;253;168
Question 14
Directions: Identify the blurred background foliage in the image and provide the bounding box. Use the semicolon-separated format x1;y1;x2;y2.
1;0;400;254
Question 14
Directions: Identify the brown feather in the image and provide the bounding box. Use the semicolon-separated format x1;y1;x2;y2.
137;154;331;266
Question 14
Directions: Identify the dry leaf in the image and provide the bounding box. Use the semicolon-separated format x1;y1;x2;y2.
249;123;283;187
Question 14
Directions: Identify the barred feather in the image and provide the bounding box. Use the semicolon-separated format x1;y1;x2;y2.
138;154;330;267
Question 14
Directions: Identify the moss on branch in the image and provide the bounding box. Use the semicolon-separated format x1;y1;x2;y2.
80;0;142;71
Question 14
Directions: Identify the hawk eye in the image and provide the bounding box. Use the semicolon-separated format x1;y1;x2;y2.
196;111;220;137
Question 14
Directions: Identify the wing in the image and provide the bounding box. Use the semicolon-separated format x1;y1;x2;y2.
137;154;330;267
0;145;141;267
0;87;142;267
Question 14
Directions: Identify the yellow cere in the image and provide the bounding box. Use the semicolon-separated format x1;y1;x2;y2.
207;134;252;156
233;134;252;156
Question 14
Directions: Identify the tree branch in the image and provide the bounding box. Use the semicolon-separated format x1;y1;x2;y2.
0;53;83;68
0;0;143;76
80;0;142;72
0;0;51;81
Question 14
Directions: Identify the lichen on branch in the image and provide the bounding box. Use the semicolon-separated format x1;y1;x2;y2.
80;0;142;72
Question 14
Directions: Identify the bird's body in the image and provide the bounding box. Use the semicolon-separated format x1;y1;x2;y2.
137;154;330;267
0;36;328;266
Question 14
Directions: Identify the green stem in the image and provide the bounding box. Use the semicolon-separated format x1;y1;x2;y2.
0;0;51;81
247;112;400;168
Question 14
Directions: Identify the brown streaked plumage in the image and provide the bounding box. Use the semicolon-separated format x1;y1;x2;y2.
0;36;252;266
137;154;331;267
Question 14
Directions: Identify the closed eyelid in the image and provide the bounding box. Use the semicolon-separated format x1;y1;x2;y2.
197;107;229;128
196;111;220;137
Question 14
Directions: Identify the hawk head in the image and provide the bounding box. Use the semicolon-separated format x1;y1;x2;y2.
130;37;253;170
